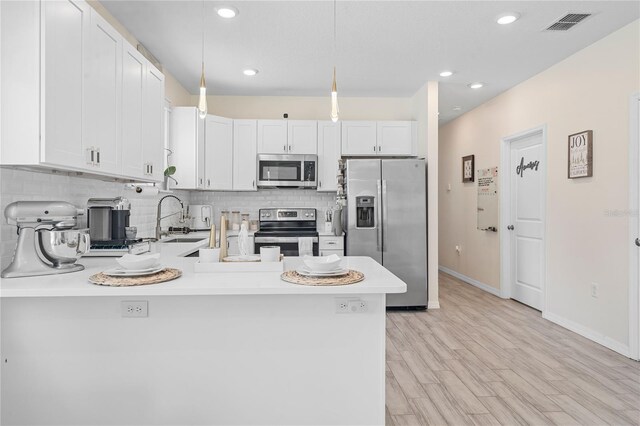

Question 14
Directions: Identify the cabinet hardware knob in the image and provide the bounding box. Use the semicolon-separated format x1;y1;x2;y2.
252;180;255;188
507;225;514;230
283;145;286;152
636;238;640;247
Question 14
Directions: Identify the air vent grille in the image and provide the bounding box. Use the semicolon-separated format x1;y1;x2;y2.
545;13;591;31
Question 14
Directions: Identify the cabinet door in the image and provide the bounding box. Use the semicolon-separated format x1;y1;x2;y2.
142;64;165;182
377;121;415;156
288;121;317;154
233;120;258;191
317;121;340;192
257;120;287;154
85;9;121;174
205;115;233;190
42;0;90;169
341;121;376;156
121;43;145;178
170;107;204;189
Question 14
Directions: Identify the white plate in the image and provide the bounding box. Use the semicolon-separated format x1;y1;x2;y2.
223;255;261;262
296;267;349;277
103;265;164;277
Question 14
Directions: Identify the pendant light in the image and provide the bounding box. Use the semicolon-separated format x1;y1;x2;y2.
197;0;207;119
330;0;339;122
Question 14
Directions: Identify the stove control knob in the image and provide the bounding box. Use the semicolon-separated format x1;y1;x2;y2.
305;213;309;217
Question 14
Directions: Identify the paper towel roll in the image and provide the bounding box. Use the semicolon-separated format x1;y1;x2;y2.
127;185;159;198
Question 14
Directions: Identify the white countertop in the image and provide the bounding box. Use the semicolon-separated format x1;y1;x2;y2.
0;236;404;298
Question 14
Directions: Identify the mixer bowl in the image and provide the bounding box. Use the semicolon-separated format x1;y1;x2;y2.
39;229;90;267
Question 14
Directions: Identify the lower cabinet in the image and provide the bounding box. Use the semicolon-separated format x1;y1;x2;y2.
319;235;344;257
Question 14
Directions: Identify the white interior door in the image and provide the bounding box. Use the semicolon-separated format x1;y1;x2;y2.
507;130;545;310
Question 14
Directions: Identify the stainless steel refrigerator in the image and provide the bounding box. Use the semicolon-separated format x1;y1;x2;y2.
345;159;427;308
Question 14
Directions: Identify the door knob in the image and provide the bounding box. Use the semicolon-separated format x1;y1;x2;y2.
507;225;514;230
636;238;640;247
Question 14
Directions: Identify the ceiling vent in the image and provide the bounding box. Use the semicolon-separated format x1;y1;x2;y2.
545;13;591;31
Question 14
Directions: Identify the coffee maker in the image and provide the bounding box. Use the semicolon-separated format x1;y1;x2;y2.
87;197;132;246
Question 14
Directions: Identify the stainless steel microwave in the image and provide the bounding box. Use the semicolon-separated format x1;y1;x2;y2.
256;154;317;188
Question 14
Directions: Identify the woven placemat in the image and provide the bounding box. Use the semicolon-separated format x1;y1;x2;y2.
89;268;182;287
281;270;364;286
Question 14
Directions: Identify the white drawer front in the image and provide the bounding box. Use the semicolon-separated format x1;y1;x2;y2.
319;236;344;250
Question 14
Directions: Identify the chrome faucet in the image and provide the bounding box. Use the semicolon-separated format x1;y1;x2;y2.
156;195;184;240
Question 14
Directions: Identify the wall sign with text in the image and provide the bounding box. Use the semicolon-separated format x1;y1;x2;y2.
568;130;593;179
462;155;474;183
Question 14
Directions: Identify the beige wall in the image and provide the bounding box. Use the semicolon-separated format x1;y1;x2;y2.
439;20;639;351
89;1;192;106
198;95;413;120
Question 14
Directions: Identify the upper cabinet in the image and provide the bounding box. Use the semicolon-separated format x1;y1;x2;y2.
0;0;165;182
85;9;122;175
171;107;205;190
342;121;416;157
317;121;341;192
377;121;416;156
233;120;258;191
205;115;233;191
341;121;377;155
287;121;317;154
257;120;288;154
257;120;317;154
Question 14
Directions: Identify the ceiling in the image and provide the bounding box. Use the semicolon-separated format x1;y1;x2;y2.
102;1;639;124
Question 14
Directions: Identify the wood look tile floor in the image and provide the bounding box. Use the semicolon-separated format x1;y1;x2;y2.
385;272;640;426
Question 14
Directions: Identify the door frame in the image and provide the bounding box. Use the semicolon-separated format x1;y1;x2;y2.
629;92;639;360
499;124;548;314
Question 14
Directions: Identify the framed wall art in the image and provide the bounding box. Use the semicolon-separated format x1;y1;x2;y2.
462;155;475;182
568;130;593;179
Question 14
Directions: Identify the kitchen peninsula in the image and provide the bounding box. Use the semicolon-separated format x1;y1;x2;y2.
0;239;406;426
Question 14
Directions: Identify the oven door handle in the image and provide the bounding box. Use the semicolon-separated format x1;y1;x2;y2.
254;237;319;243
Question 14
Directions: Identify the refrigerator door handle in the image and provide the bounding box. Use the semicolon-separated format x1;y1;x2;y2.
377;179;382;252
382;180;388;252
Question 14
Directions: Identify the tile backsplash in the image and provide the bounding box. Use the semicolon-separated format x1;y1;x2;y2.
189;189;337;227
0;168;337;270
0;168;190;270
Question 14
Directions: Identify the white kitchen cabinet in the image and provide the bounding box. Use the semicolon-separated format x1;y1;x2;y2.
142;65;165;181
341;121;377;156
319;235;344;257
205;115;233;190
42;0;91;170
233;120;258;191
171;107;205;190
0;0;165;182
377;121;416;156
85;9;121;174
257;120;288;154
341;121;417;156
287;121;317;154
317;121;341;192
121;42;146;178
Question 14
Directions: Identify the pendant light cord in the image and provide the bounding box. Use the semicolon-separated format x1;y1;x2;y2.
202;0;205;69
333;0;337;62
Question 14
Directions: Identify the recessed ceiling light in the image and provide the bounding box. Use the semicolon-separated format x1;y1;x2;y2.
243;69;258;76
468;82;484;89
439;71;454;77
496;13;520;25
216;6;238;19
452;106;462;111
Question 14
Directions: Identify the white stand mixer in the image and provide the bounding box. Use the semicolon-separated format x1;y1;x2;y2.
1;201;90;278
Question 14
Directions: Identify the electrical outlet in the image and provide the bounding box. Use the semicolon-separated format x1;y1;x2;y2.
590;283;599;298
336;298;367;314
121;301;148;318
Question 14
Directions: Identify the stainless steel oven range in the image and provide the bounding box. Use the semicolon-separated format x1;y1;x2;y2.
254;208;319;256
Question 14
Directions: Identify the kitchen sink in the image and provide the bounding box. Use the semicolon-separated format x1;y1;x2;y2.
161;237;207;243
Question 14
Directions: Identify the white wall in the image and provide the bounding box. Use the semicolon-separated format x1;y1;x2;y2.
200;95;413;120
439;21;640;353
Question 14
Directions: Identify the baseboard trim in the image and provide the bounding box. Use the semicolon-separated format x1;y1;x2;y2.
542;311;632;359
427;301;440;309
438;266;502;297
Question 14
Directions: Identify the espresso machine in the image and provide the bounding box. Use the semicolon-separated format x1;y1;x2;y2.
86;197;147;256
1;201;90;278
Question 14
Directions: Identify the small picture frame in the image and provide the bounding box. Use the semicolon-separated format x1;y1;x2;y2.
568;130;593;179
462;155;475;182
